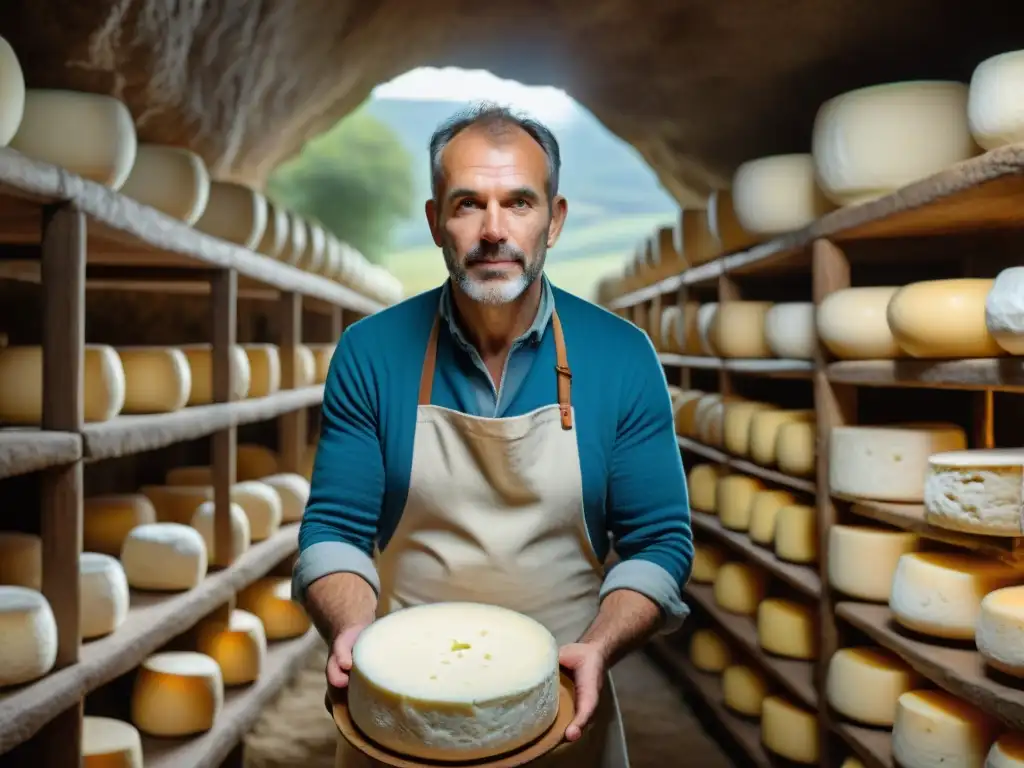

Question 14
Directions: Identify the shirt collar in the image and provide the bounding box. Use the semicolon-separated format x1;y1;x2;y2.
439;275;554;350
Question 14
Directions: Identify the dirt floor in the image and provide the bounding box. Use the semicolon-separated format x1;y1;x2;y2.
243;640;735;768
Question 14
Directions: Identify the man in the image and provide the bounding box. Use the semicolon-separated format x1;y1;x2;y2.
293;102;693;768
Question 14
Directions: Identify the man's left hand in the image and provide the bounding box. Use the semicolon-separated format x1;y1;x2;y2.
558;642;608;741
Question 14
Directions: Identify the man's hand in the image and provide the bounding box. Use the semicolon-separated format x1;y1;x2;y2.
558;642;608;741
326;622;371;688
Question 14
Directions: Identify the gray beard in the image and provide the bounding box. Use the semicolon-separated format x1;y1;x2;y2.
442;242;546;306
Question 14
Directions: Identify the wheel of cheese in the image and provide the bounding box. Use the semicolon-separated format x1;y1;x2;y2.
0;36;25;147
307;343;335;384
9;90;137;189
646;302;663;346
775;421;816;478
968;50;1024;150
659;306;684;353
673;390;706;436
131;651;224;737
164;465;213;486
196;609;267;686
0;586;57;687
118;144;211;224
256;203;290;259
189;501;251;566
817;287;903;359
289;344;317;388
889;552;1024;639
83;494;158;556
241;344;281;397
774;504;817;564
829;423;967;502
79;552;130;640
985;267;1024;355
238;444;280;480
0;532;41;590
120;523;208;591
976;586;1024;677
260;473;310;523
348;602;559;762
888;279;1003;358
723;401;771;456
82;716;143;767
689;629;731;672
731;154;833;235
826;647;921;726
691;543;728;583
987;732;1024;768
693;394;724;444
320;235;343;279
748;490;796;545
761;696;819;764
722;664;768;717
650;225;681;271
0;344;125;424
711;302;773;359
811;81;978;206
696;304;719;356
892;690;998;768
179;343;251;404
675;208;717;266
194;180;268;251
141;485;213;524
115;346;192;414
278;211;308;266
714;562;766;616
717;475;765;531
708;189;757;254
924;448;1024;536
749;409;815;466
764;302;816;359
828;522;919;602
688;464;728;513
237;578;310;640
231;481;283;541
296;220;327;274
757;599;816;659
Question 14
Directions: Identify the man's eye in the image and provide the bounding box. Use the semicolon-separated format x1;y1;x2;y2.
514;199;528;208
458;199;477;209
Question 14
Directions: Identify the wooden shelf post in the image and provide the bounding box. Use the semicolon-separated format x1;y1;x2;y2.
211;269;239;569
277;292;305;474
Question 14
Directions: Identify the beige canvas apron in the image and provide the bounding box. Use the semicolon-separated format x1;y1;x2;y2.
335;310;629;768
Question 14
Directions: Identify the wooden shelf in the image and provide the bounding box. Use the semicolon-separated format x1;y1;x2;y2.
676;436;817;495
659;354;813;379
0;429;81;480
828;358;1024;393
0;524;300;753
831;717;894;768
677;435;729;463
142;628;320;768
691;512;821;599
836;602;1024;730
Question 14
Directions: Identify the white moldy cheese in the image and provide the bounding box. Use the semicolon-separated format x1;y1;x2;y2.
968;50;1024;150
924;448;1024;536
118;144;211;224
764;302;816;360
975;585;1024;677
828;522;919;602
891;690;999;768
79;552;130;640
348;602;560;762
0;586;57;687
985;267;1024;355
731;154;833;235
190;501;251;567
826;647;921;726
120;523;208;591
0;36;25;147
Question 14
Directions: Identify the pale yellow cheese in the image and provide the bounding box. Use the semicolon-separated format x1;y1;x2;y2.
924;448;1024;537
238;444;280;480
676;207;717;266
817;287;903;359
975;585;1024;677
320;234;343;279
749;409;815;467
308;343;335;384
194;180;267;251
696;304;719;356
82;716;143;767
828;522;919;602
690;543;728;584
688;464;728;513
723;401;771;456
131;651;224;736
986;732;1024;768
764;302;817;360
722;664;768;717
179;343;252;405
891;690;999;768
826;647;921;726
241;344;281;397
297;220;327;273
115;346;192;414
83;494;158;556
761;696;819;764
279;211;308;266
969;51;1024;150
689;629;731;672
717;475;765;531
748;490;797;545
195;609;267;686
118;144;210;224
776;421;816;477
79;552;130;640
888;279;1003;358
289;344;317;389
731;154;833;235
120;523;208;591
758;599;817;660
0;532;41;590
0;36;25;147
841;759;866;768
189;501;251;566
714;562;766;616
256;203;290;259
673;390;706;437
659;306;685;353
260;473;310;523
774;504;818;564
238;578;310;640
0;586;57;687
646;301;663;346
141;485;213;525
711;302;774;358
708;189;758;254
231;481;283;540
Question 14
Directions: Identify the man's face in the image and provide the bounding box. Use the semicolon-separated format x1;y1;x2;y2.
426;124;567;305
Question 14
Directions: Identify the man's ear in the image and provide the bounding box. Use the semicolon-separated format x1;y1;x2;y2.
546;195;569;248
425;199;443;248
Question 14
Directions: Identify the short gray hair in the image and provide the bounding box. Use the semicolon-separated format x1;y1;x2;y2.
428;102;561;203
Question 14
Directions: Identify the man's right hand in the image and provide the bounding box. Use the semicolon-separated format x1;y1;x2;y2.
327;622;370;688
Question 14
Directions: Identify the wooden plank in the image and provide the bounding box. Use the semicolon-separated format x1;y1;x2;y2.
728;456;816;495
827;358;1024;392
831;718;894;768
659;355;722;370
0;430;81;480
211;269;239;568
677;435;729;464
277;292;306;473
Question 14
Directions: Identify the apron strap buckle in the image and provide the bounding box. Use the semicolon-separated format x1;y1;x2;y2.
559;402;573;430
555;364;572;381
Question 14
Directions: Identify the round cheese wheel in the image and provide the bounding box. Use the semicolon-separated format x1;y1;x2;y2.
890;552;1024;639
307;343;334;384
723;401;771;456
141;485;213;525
711;302;773;359
987;732;1024;768
812;81;978;206
691;543;728;584
84;494;158;556
694;393;731;445
689;629;731;673
131;651;224;736
696;304;719;356
196;609;267;686
179;343;252;404
714;562;766;615
826;647;921;726
764;302;816;360
241;344;281;398
675;208;718;266
231;481;283;540
673;389;706;436
290;345;317;389
278;211;308;266
194;180;268;251
817;287;903;360
79;552;130;640
82;716;143;767
722;664;768;717
828;522;919;602
115;346;192;414
0;532;41;590
761;696;819;764
320;235;343;279
748;490;796;545
757;599;816;660
708;189;757;254
968;50;1024;150
0;586;57;686
646;303;663;347
986;267;1024;355
659;306;684;353
190;501;251;566
749;409;814;467
888;279;1003;358
688;463;728;513
297;220;327;274
260;473;310;523
237;578;310;640
256;203;290;259
9;89;137;189
0;36;25;147
118;144;210;224
776;421;816;478
717;475;765;531
924;448;1024;536
976;585;1024;677
164;466;212;486
892;690;998;768
731;154;832;234
774;504;817;564
829;423;967;502
121;523;208;591
238;444;280;481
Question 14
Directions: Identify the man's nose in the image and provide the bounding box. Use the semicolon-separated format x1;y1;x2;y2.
480;200;507;243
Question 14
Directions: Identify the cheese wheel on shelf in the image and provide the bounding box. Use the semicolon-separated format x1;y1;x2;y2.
758;599;816;659
83;494;157;556
764;302;816;360
9;90;137;189
189;501;251;566
691;543;728;583
118;144;210;224
237;578;310;640
238;444;280;480
131;651;224;736
321;235;343;279
296;220;327;274
696;304;719;356
260;473;310;523
748;489;796;545
164;466;212;486
924;448;1024;536
689;629;731;672
120;523;207;591
0;344;125;424
817;287;903;359
256;203;290;259
714;562;766;615
0;36;25;147
142;485;213;524
717;475;765;531
179;343;251;404
115;346;192;414
659;306;684;353
195;609;267;686
288;344;317;389
82;716;143;767
829;423;968;502
675;207;717;266
986;267;1024;354
774;504;817;564
888;279;1003;358
976;585;1024;677
987;732;1024;768
890;552;1024;639
761;696;819;764
723;401;771;456
812;81;978;206
646;302;663;346
699;399;729;446
231;481;283;540
828;522;919;602
0;586;57;687
278;211;308;266
194;180;268;251
891;690;998;768
0;532;41;590
749;409;814;466
308;343;334;384
673;390;706;436
731;154;833;235
711;302;773;359
79;552;130;640
826;646;921;726
708;189;758;254
968;50;1024;150
241;344;281;398
688;464;727;513
722;664;768;717
776;421;816;477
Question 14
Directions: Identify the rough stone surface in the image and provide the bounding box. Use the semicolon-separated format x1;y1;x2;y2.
1;0;1020;204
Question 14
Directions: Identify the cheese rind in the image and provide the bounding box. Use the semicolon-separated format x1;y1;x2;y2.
0;36;25;147
975;586;1024;677
714;562;766;616
259;473;310;523
120;523;208;591
79;552;130;640
115;346;192;414
689;629;731;672
968;50;1024;150
83;495;157;556
82;716;143;767
189;501;251;566
237;578;310;640
231;481;283;540
256;203;290;259
722;664;768;717
688;464;727;513
888;279;1003;358
711;302;773;359
764;302;816;360
826;647;920;726
817;287;903;360
757;599;817;660
696;304;719;356
142;485;213;525
131;652;224;737
924;448;1024;536
828;522;919;602
179;344;251;404
749;409;814;467
349;602;560;762
717;475;765;531
0;586;57;686
986;267;1024;354
237;444;280;480
690;543;728;584
776;421;816;478
761;696;819;764
241;344;281;398
196;609;267;686
0;532;41;590
891;690;998;768
774;504;818;564
118;144;210;224
987;731;1024;768
731;154;832;235
748;490;796;545
193;181;267;251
